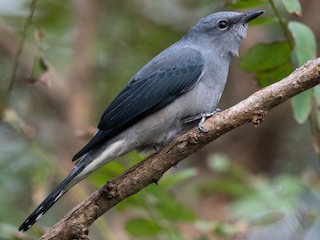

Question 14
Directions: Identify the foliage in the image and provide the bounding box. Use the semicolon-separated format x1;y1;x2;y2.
202;154;320;240
236;0;317;124
240;41;293;87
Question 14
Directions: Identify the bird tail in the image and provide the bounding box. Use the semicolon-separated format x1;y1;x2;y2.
18;161;87;232
19;139;127;231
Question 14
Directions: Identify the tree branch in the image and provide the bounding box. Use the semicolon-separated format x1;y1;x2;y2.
40;58;320;240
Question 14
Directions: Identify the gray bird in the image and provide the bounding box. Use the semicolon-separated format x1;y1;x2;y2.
19;10;264;231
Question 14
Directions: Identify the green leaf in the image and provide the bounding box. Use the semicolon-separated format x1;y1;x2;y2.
158;199;196;221
201;178;252;198
228;0;268;9
125;218;161;237
146;186;197;221
240;41;293;86
116;193;143;212
288;21;317;67
240;42;291;72
29;56;48;84
157;200;196;221
282;0;302;16
255;63;293;87
161;168;198;187
291;90;312;124
231;175;303;219
288;22;316;124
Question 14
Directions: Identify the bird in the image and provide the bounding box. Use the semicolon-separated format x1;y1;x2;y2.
19;10;264;231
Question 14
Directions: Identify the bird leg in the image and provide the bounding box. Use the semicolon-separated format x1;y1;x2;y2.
181;108;221;132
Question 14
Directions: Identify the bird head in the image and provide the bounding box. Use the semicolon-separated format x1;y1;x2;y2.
188;10;265;57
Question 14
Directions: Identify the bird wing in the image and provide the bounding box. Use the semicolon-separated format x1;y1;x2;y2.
72;47;204;161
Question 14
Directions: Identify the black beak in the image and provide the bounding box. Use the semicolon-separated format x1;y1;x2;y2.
242;10;265;24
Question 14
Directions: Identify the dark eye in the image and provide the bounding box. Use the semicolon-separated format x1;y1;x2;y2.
218;20;228;29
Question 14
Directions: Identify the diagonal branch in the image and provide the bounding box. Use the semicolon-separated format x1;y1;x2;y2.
40;58;320;240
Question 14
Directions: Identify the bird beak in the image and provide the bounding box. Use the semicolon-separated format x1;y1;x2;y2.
242;10;265;24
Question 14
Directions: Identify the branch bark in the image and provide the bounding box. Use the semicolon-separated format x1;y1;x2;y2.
40;58;320;239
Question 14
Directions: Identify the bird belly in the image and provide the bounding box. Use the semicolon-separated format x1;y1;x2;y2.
124;82;221;151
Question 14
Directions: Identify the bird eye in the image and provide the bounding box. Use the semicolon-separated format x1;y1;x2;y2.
218;20;228;29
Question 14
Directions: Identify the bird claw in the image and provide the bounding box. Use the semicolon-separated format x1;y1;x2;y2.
198;114;210;132
181;109;222;132
197;109;222;132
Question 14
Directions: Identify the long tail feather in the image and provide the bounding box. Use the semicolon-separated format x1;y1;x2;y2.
18;162;86;232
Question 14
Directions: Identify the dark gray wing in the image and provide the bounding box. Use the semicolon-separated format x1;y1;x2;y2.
72;48;203;161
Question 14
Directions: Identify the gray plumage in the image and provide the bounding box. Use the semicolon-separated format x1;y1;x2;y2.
19;10;264;231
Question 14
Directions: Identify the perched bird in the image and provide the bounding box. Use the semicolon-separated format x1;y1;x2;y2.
19;10;264;231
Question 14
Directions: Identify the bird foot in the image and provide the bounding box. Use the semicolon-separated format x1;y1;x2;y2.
182;109;221;132
198;109;221;132
181;109;221;126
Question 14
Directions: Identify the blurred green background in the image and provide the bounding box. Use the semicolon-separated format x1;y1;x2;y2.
0;0;320;239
